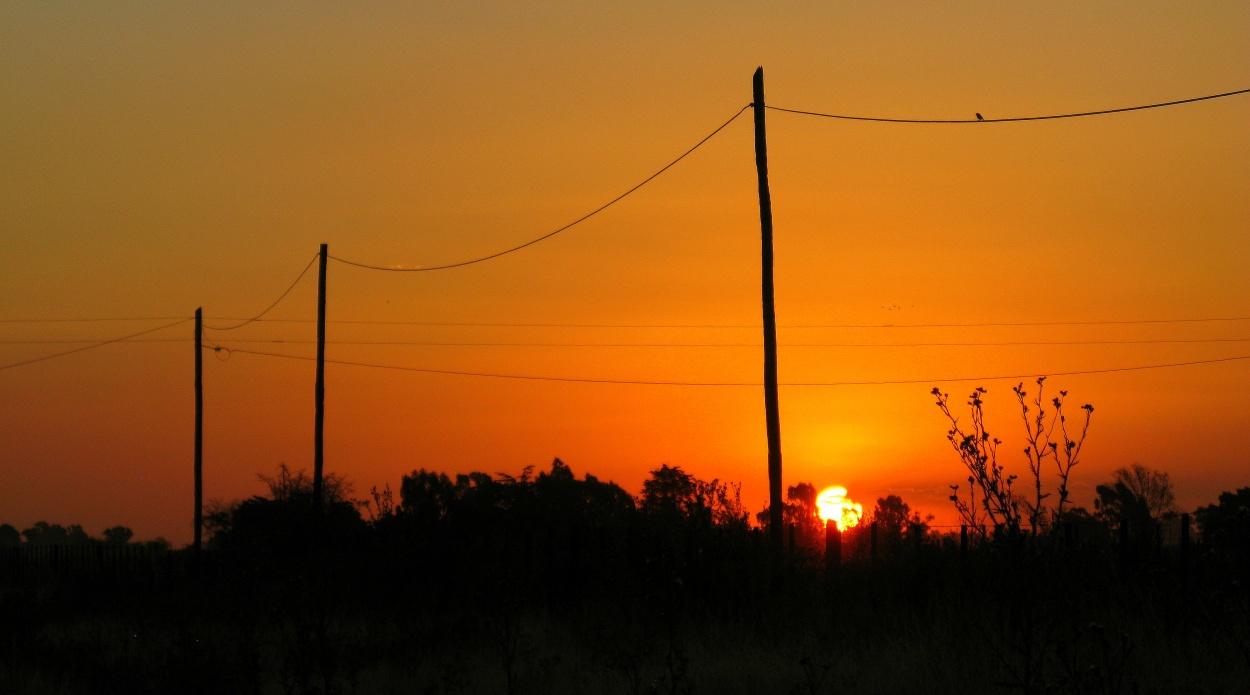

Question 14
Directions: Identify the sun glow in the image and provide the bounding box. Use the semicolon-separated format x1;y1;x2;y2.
816;486;863;531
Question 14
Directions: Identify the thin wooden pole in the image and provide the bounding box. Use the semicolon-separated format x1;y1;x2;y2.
313;243;327;513
194;307;203;555
752;67;785;575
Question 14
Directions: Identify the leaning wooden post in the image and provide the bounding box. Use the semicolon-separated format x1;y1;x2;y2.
313;243;328;514
193;308;203;556
752;66;785;581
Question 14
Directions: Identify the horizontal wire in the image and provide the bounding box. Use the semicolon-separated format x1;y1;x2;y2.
0;319;191;372
10;337;1250;348
206;344;1250;387
767;87;1250;124
0;317;188;323
328;104;751;273
191;316;1250;329
11;315;1250;329
202;253;320;331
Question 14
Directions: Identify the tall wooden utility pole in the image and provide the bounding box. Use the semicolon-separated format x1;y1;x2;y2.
193;307;203;555
313;243;327;513
752;67;785;573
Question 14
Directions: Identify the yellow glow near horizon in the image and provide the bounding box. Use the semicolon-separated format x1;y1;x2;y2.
816;486;863;531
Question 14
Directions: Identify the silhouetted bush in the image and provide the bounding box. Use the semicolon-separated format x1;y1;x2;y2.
1196;487;1250;560
20;521;93;545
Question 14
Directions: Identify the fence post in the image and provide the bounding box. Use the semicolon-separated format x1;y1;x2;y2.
870;521;878;563
912;523;924;552
787;523;795;558
960;524;968;559
824;520;841;575
1180;513;1191;565
1118;518;1130;578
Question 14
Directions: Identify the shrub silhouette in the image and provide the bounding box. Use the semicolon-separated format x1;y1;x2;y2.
1094;463;1177;526
20;521;93;545
209;464;367;565
1195;487;1250;559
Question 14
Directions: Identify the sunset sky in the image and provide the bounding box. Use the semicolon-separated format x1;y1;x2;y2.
2;3;1248;544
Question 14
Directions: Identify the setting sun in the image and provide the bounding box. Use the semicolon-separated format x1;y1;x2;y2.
816;486;863;531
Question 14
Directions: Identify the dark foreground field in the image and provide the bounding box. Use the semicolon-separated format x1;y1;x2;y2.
3;527;1248;695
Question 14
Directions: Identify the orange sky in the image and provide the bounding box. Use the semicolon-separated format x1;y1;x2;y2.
2;3;1248;544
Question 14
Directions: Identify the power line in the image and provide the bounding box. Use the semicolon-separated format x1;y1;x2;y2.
0;317;188;324
328;104;751;273
207;344;1250;387
0;318;191;372
203;316;1250;328
767;87;1250;124
202;253;320;331
10;337;1250;348
9;315;1250;329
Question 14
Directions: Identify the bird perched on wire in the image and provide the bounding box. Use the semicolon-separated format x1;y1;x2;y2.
975;112;984;121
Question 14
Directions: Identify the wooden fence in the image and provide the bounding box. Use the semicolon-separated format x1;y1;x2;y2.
0;543;171;583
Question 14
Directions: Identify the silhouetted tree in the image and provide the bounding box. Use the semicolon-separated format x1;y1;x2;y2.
1194;487;1250;556
102;526;133;545
0;523;19;546
579;472;637;525
21;521;92;545
260;463;353;506
1094;464;1177;528
143;537;172;552
859;495;931;554
641;464;745;529
870;495;927;537
398;469;456;527
209;465;366;560
394;459;635;541
698;478;748;529
756;482;822;549
640;464;699;518
203;499;238;547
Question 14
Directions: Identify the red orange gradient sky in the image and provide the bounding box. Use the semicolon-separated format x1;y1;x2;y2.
2;3;1248;544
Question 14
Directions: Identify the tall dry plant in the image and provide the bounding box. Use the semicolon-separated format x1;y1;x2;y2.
1014;377;1094;527
933;379;1094;536
933;387;1019;535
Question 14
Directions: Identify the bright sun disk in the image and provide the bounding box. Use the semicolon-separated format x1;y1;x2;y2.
816;486;863;531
